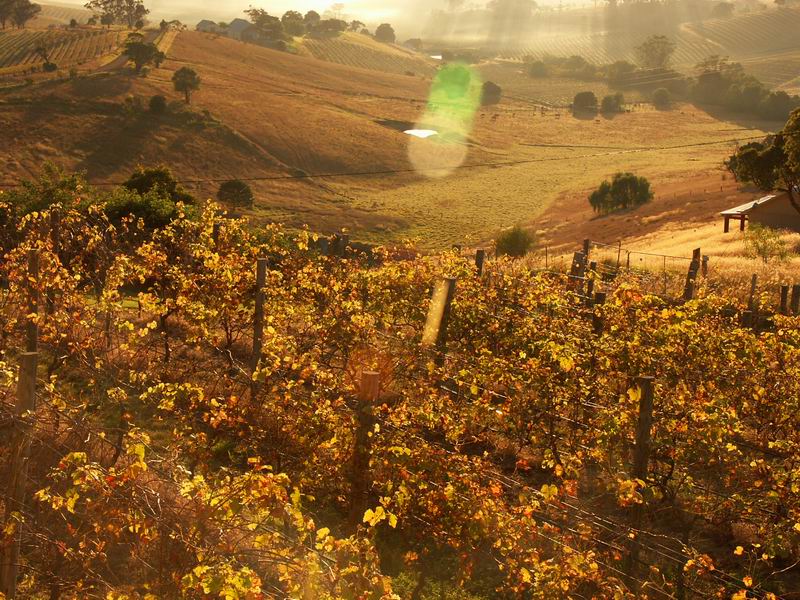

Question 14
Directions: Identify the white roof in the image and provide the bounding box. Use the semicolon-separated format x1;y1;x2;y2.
721;194;781;216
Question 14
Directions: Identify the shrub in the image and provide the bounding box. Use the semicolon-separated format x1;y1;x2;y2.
601;93;624;113
481;81;502;106
217;180;255;209
102;187;178;229
589;173;653;214
43;62;58;72
527;61;549;78
652;87;671;109
496;226;535;258
124;165;195;204
743;224;789;263
149;94;168;114
375;23;396;43
573;91;598;111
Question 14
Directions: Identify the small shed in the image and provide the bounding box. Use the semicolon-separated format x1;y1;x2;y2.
227;18;252;40
721;192;800;233
196;20;222;33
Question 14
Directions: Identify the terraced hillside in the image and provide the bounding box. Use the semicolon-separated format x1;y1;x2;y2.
0;28;127;76
33;2;92;27
299;32;436;77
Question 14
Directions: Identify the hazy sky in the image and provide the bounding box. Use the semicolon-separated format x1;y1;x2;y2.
57;0;445;34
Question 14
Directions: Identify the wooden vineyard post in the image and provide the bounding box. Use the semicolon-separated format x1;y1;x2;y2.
701;255;709;278
348;371;381;531
46;209;60;315
25;250;39;354
0;352;39;600
780;285;790;315
683;249;701;301
250;258;269;394
1;254;40;599
475;249;486;277
212;222;222;249
422;278;457;368
583;238;591;259
625;376;656;588
747;274;758;311
791;284;800;316
616;240;622;272
592;292;606;335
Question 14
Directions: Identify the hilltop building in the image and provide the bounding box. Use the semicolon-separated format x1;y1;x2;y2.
227;18;252;40
196;20;224;33
721;192;800;233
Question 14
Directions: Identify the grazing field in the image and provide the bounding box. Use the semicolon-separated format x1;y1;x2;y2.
299;32;436;77
0;28;128;76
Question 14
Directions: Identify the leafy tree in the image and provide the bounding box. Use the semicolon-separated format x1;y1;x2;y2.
600;92;624;113
743;223;789;263
304;10;321;28
496;225;535;257
149;94;167;114
281;10;305;35
172;66;200;104
123;165;195;204
217;180;255;209
589;172;653;214
102;185;178;228
635;35;676;69
100;11;113;27
245;8;287;41
1;163;87;215
573;90;597;111
124;39;164;73
69;17;78;27
652;87;671;108
348;20;365;32
481;81;502;106
375;23;396;43
0;0;12;28
313;18;347;36
605;60;636;83
84;0;149;28
527;60;548;77
10;0;41;28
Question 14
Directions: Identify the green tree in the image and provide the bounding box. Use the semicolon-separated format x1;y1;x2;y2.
496;225;535;257
102;185;178;228
124;39;164;73
10;0;41;28
743;224;788;263
652;87;671;109
481;81;502;106
123;165;194;204
589;173;653;214
348;20;365;32
573;91;597;111
245;8;286;41
375;23;396;43
172;66;200;104
304;10;321;28
527;60;549;78
635;35;676;69
600;92;624;113
217;180;255;209
2;163;87;215
149;94;167;114
85;0;149;28
0;0;12;28
281;10;305;35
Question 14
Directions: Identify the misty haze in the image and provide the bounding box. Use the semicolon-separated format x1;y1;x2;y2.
1;0;800;599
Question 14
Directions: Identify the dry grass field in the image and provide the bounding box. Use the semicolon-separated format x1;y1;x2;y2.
1;29;796;266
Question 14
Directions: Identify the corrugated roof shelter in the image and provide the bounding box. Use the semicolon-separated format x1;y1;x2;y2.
227;18;252;40
721;192;800;233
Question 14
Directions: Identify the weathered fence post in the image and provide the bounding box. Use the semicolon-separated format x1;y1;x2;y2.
348;371;381;531
0;351;39;600
475;249;486;277
212;222;222;248
780;285;790;315
592;292;606;335
616;240;622;272
25;250;39;354
701;255;709;278
583;238;591;258
747;274;758;311
682;249;701;301
250;258;269;390
422;278;457;368
791;284;800;316
624;376;655;588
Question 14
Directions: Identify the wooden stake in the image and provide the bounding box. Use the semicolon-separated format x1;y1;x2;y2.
422;278;457;367
780;285;790;315
747;274;758;311
348;371;380;530
251;258;269;381
475;249;486;277
791;284;800;316
46;210;60;315
25;250;39;354
0;351;39;600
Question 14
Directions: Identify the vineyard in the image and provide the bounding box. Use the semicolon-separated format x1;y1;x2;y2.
33;4;92;28
0;28;128;77
300;33;437;77
1;199;799;599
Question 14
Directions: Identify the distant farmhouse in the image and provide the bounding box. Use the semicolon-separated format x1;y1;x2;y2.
721;192;800;233
227;18;253;41
196;20;225;34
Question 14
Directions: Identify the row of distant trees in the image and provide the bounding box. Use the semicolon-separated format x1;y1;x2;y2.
0;0;41;29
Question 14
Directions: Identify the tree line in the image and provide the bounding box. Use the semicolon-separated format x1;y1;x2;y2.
0;0;41;29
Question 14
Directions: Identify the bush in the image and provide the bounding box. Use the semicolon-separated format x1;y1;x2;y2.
600;93;624;113
496;226;535;258
481;81;502;106
149;95;168;114
217;180;255;209
573;91;598;111
43;62;58;72
589;172;653;214
123;165;195;204
652;88;671;109
743;224;789;263
102;187;178;229
375;23;396;43
527;61;549;78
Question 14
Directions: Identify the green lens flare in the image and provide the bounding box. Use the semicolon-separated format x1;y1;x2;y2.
408;63;483;178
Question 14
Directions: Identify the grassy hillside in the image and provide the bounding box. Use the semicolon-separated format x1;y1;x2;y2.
32;2;92;27
298;32;437;77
